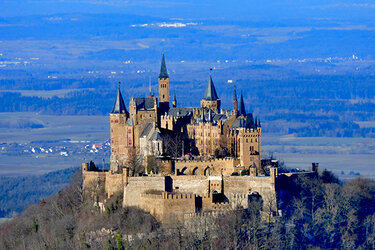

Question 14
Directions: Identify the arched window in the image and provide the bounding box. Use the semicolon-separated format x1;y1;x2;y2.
192;167;199;175
180;167;187;175
204;167;211;176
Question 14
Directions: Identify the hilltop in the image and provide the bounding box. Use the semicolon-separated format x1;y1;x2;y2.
1;170;374;249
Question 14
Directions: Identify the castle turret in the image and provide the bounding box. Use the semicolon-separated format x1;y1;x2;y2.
233;85;238;115
111;82;129;117
158;53;170;114
238;91;246;117
110;84;135;170
208;109;213;123
200;69;221;113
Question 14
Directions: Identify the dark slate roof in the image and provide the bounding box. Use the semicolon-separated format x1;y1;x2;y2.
238;91;246;116
111;88;129;115
167;107;194;117
150;130;163;141
173;91;176;102
197;109;227;124
140;123;153;138
231;113;256;129
134;97;155;111
159;54;169;78
202;71;219;101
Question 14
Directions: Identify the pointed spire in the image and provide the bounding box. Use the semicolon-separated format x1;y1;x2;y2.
238;91;246;116
200;109;206;123
208;109;213;122
258;118;261;127
202;69;219;101
233;84;238;112
111;82;129;116
159;53;169;79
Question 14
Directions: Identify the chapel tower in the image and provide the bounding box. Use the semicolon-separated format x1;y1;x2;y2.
109;83;135;170
158;54;170;115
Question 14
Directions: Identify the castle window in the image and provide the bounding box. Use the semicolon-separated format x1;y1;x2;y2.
246;139;248;143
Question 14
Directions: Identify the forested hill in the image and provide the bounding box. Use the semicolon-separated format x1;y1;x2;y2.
0;167;79;218
0;170;375;249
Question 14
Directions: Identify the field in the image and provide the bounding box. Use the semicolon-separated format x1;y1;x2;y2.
0;113;109;176
0;112;374;179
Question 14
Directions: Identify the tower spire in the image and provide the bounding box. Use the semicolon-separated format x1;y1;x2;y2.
159;53;169;79
201;108;206;122
111;82;128;116
238;90;246;116
208;109;213;122
233;84;238;113
202;68;219;101
158;53;170;114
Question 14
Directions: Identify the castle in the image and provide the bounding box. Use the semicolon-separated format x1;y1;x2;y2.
82;54;316;225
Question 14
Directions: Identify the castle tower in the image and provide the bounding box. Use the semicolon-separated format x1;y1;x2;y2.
238;91;246;116
110;84;135;170
200;69;221;113
158;53;170;114
233;85;238;116
172;90;177;108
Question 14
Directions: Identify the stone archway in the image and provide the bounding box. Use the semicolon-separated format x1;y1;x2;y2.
180;167;188;175
204;167;211;176
192;167;199;175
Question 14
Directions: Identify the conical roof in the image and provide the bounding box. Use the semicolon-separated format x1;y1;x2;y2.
202;70;219;101
159;53;169;78
238;91;246;116
111;85;129;116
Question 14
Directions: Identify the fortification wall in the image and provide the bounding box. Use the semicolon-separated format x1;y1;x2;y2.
139;192;196;224
139;193;165;221
82;170;107;190
105;172;125;198
123;176;165;207
171;175;208;194
175;158;242;176
223;175;277;211
223;176;274;197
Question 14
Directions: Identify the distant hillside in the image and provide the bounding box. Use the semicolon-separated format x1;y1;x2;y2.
0;167;79;218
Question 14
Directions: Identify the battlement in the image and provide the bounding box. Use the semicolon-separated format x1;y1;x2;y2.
231;193;248;199
141;192;196;200
210;202;231;210
184;210;227;218
176;157;237;164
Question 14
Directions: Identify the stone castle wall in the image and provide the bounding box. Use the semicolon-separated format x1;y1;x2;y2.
175;158;242;176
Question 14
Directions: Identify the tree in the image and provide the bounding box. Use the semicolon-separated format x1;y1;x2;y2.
128;151;144;176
